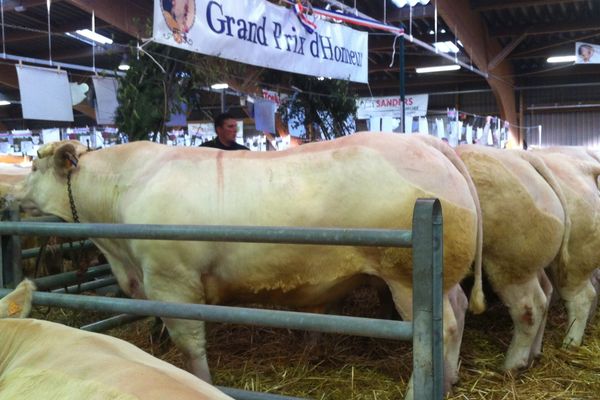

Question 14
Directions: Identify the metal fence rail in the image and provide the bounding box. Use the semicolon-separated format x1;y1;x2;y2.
0;198;443;400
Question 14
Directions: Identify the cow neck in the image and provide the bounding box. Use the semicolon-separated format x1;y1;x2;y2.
67;170;80;223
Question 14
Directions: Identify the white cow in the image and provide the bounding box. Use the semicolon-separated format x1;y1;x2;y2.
0;279;233;400
456;145;569;370
14;133;484;397
532;147;600;347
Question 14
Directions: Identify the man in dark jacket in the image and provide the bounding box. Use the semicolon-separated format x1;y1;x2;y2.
200;112;249;150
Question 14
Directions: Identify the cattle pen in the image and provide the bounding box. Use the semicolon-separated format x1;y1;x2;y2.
0;198;444;400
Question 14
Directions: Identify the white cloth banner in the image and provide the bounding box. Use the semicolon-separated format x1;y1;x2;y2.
254;98;277;134
435;118;445;139
153;0;368;83
466;124;473;145
418;117;429;134
92;76;119;125
16;65;73;122
356;94;429;119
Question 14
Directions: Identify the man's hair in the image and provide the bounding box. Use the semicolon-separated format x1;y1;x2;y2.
214;112;236;131
578;44;594;56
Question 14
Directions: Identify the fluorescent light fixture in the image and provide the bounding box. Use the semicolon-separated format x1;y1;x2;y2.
0;93;11;106
547;55;576;63
416;64;460;74
434;41;460;53
75;29;113;45
211;83;229;90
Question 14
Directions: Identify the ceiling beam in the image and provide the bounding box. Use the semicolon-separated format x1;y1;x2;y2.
74;103;96;120
384;5;435;23
488;32;527;69
1;0;50;12
2;22;111;44
66;0;151;39
471;0;589;12
511;32;600;58
436;0;519;146
0;65;19;89
489;18;600;38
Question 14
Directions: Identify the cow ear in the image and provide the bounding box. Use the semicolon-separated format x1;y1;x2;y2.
53;143;80;176
0;279;35;319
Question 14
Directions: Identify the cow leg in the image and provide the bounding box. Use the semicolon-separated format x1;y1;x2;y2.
558;279;596;347
143;274;212;383
530;269;553;361
588;268;600;321
382;280;458;399
446;284;467;385
496;276;548;372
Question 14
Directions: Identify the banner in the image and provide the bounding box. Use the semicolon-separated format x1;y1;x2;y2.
356;94;429;119
16;65;74;122
153;0;368;83
575;42;600;64
92;76;119;125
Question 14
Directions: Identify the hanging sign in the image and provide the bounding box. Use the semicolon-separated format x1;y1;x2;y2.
356;94;429;119
153;0;368;83
575;42;600;64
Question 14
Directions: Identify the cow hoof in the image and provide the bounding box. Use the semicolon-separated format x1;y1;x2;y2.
562;337;582;349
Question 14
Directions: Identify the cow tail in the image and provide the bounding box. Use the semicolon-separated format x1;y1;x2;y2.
414;135;486;314
520;151;571;283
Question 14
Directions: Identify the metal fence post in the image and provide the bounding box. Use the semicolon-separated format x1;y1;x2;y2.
411;198;443;400
1;202;22;288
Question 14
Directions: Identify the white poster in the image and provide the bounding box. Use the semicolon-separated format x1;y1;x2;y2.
92;76;119;125
575;42;600;64
16;65;74;122
153;0;368;83
42;128;61;144
356;94;429;119
254;98;277;134
418;117;429;134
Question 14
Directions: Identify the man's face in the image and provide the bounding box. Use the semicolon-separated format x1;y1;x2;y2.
217;118;238;145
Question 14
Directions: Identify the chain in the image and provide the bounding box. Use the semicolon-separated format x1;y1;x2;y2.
67;170;80;223
67;169;89;286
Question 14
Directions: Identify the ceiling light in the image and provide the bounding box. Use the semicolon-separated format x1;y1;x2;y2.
391;0;408;7
0;93;11;106
547;55;576;63
118;54;130;71
419;0;431;4
211;83;229;90
429;30;435;35
434;41;460;53
440;28;446;33
416;64;461;74
75;29;113;45
407;0;419;6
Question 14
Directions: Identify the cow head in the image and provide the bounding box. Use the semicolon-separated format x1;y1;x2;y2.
14;140;88;220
